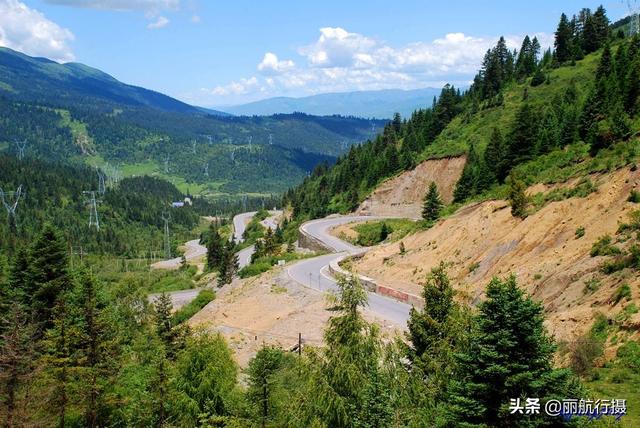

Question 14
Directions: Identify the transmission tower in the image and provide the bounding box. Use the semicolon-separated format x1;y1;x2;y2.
83;191;101;231
268;134;273;145
203;162;209;177
15;140;27;160
161;211;171;259
164;155;170;174
192;140;197;154
96;167;106;195
628;0;640;35
0;185;23;225
247;135;252;150
230;147;236;162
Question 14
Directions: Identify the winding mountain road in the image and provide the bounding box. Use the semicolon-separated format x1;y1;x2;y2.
287;216;411;327
151;210;281;307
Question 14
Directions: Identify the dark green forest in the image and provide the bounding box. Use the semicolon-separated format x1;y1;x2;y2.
0;154;205;257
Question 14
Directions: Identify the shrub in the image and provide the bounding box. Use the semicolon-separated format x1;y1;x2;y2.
590;235;621;257
570;314;608;376
610;367;632;384
616;341;640;373
173;289;216;324
600;258;628;274
629;190;640;203
575;226;585;239
570;335;604;376
238;261;271;278
583;277;601;294
612;283;632;305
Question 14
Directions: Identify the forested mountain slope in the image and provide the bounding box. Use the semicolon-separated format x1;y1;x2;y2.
0;154;206;256
0;48;388;195
285;6;638;219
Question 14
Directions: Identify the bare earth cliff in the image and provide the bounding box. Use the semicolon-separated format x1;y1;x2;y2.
352;166;640;344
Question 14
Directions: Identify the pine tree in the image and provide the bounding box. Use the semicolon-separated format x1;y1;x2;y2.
508;174;529;219
247;345;285;427
507;103;538;165
0;304;36;428
453;145;481;202
379;222;390;242
536;108;560;154
217;239;239;287
554;13;574;63
74;270;113;428
406;262;455;362
447;276;577;427
422;182;443;221
27;224;72;329
206;224;224;271
154;293;179;359
485;127;507;182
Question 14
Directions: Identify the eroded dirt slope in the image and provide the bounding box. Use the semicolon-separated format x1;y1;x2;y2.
356;155;466;218
352;167;640;343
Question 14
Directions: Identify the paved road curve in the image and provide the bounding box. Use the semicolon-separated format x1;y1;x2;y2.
288;216;411;327
151;238;207;270
151;211;281;307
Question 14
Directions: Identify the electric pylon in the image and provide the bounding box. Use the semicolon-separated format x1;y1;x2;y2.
161;211;171;259
83;191;101;231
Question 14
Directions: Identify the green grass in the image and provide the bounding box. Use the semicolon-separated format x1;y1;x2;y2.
172;289;215;324
342;219;428;246
584;365;640;427
238;251;323;278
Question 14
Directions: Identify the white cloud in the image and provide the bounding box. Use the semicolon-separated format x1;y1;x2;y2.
207;76;259;96
194;27;553;105
0;0;75;62
300;27;377;68
43;0;180;12
257;52;295;74
190;14;200;23
147;15;169;29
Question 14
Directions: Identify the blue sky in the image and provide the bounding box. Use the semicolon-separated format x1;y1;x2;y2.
0;0;629;106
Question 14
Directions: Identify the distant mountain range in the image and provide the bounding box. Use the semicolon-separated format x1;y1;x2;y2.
0;47;230;116
217;88;445;119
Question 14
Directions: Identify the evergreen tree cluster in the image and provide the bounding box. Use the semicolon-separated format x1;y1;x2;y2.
554;6;611;64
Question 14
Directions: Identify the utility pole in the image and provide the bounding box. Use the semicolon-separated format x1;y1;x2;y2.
298;333;302;356
161;211;171;259
0;185;23;230
15;140;26;160
83;191;101;231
